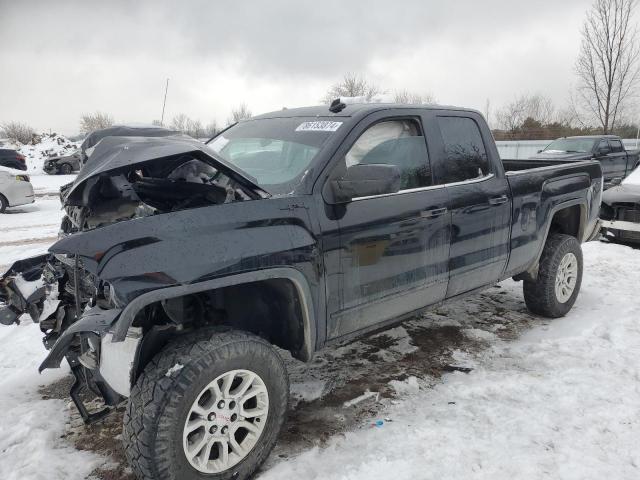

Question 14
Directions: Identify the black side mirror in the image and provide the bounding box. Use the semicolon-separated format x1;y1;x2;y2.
596;147;610;156
331;163;401;203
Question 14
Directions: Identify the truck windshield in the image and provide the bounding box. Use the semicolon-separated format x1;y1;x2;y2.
543;138;597;153
206;117;340;194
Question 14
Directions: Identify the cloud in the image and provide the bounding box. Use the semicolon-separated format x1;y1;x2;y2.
0;0;589;134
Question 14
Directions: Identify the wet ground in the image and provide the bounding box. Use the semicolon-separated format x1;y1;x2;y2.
38;282;546;480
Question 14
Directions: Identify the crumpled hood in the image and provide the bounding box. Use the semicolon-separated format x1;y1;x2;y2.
63;136;267;202
529;151;592;161
602;183;640;205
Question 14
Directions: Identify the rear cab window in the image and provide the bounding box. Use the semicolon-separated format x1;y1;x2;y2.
610;139;624;153
435;116;490;184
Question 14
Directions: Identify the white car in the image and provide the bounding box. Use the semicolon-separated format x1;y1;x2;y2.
0;167;35;212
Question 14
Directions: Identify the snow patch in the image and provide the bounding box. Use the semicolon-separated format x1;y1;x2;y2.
12;274;44;299
463;327;498;342
290;380;327;404
389;376;420;396
165;363;184;377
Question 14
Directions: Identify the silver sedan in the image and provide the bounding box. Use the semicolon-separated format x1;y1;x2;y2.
0;168;35;212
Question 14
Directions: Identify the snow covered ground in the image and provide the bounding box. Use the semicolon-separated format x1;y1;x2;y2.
263;243;640;480
1;195;639;479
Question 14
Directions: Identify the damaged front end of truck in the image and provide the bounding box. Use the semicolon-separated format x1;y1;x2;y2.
0;135;268;422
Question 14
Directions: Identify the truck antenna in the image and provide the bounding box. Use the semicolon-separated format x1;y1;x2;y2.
160;78;169;126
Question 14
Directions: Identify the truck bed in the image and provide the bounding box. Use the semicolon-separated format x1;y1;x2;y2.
502;158;603;279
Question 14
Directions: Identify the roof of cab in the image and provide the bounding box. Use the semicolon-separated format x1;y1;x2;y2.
564;135;621;139
251;103;481;121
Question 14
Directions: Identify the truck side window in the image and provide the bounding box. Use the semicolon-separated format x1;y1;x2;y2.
597;140;611;153
345;119;432;189
436;116;490;184
610;139;624;153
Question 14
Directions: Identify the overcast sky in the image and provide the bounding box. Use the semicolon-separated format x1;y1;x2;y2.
0;0;589;135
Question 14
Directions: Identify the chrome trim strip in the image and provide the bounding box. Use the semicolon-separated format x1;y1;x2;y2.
442;173;495;188
505;159;599;175
352;173;495;201
353;183;445;201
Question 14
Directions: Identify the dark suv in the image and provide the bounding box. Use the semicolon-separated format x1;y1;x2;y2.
0;148;27;170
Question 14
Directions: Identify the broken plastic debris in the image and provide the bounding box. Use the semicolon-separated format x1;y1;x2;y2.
443;365;473;373
343;390;379;408
371;418;393;428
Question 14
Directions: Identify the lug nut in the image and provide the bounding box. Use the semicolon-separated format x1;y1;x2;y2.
209;425;218;434
230;413;237;422
217;400;225;409
221;426;228;434
208;412;216;421
229;401;236;409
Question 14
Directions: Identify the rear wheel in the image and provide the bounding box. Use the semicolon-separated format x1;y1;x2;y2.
123;328;289;480
523;233;583;318
0;195;7;213
59;163;73;174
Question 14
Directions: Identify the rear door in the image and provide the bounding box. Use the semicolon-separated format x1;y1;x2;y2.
595;139;624;183
606;139;631;180
430;113;512;298
321;111;451;339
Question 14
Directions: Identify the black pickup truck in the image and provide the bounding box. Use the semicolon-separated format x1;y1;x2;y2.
0;103;602;480
523;135;639;188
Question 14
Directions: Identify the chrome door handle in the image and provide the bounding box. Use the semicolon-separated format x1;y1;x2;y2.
489;195;508;206
421;207;448;218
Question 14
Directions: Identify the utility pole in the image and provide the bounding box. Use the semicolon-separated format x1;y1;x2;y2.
160;78;169;126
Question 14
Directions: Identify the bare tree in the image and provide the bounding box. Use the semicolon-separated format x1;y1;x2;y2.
393;89;437;104
170;113;189;133
495;94;555;131
322;73;380;103
186;118;204;138
204;120;220;137
79;111;114;134
575;0;640;133
227;104;252;125
1;121;36;144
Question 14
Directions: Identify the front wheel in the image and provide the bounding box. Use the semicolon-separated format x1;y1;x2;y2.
123;328;289;480
523;233;583;318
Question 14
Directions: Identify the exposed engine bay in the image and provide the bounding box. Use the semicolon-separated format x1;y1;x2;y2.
61;156;254;233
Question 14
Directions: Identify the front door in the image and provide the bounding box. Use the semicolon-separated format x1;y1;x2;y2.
322;113;451;339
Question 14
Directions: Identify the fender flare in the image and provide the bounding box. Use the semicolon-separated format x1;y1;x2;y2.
517;198;587;281
111;267;317;361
